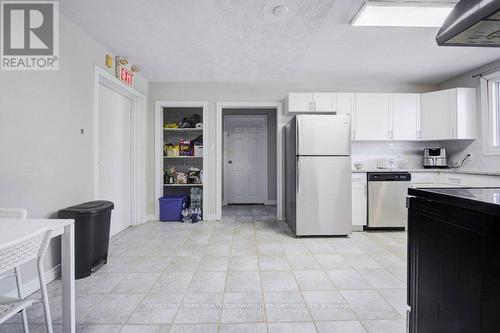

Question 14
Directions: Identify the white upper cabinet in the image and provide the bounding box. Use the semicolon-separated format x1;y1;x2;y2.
313;93;337;112
354;93;390;140
289;88;475;141
391;93;420;140
288;93;313;113
288;93;337;113
336;93;356;140
420;88;476;140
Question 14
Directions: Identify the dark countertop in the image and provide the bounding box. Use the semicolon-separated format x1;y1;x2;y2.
408;187;500;217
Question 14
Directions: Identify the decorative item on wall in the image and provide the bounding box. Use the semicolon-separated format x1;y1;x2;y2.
105;54;113;68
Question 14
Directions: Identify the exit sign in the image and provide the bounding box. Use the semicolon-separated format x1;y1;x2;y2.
117;64;133;86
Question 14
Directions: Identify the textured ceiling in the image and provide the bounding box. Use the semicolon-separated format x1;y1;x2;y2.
61;0;500;84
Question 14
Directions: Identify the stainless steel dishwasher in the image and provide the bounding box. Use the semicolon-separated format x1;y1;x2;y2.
367;172;411;229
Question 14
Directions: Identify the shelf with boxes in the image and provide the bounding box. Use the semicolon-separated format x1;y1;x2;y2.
161;106;204;222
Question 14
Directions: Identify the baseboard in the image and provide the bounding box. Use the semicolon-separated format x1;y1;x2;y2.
265;200;277;205
352;225;364;232
6;264;61;298
146;214;157;222
204;214;217;221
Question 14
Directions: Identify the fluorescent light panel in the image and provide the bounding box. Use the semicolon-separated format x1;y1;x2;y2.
352;2;454;27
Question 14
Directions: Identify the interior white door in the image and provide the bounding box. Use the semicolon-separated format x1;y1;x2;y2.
98;84;131;236
392;93;420;140
225;117;267;204
355;93;390;140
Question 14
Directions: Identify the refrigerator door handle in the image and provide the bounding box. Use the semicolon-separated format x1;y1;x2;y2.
296;158;301;197
296;116;300;155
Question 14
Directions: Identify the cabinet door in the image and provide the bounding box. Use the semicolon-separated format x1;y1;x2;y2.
288;93;313;113
337;93;356;140
352;182;367;226
355;93;390;140
313;93;337;112
392;93;420;140
420;89;456;140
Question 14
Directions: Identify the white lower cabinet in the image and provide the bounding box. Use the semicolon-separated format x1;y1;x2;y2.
438;173;500;187
352;173;367;228
410;172;440;188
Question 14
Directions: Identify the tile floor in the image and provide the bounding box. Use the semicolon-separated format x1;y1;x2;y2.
3;205;407;333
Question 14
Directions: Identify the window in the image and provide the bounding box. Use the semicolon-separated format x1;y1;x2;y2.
482;72;500;155
492;80;500;147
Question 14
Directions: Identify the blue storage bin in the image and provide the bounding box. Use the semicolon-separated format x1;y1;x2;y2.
159;195;189;221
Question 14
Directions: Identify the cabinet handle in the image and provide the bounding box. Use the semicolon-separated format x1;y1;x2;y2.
448;178;461;183
309;101;313;112
417;130;421;140
313;101;317;111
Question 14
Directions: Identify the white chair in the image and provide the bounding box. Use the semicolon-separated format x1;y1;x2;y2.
0;209;53;333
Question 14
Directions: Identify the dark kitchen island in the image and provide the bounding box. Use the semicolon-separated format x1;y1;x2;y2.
407;187;500;333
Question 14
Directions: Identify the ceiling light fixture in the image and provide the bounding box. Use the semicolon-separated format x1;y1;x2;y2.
351;1;455;28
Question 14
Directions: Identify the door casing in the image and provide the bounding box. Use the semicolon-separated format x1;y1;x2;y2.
93;66;147;231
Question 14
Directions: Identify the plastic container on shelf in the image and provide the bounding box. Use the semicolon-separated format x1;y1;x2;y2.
194;145;203;157
159;195;190;221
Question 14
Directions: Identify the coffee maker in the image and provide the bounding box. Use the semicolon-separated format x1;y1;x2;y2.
423;148;447;168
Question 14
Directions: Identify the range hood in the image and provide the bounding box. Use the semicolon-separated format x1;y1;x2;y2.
436;0;500;47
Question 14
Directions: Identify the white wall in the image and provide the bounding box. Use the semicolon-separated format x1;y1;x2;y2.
0;15;148;294
438;59;500;172
148;81;435;217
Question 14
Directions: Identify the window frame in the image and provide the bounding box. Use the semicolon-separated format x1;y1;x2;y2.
481;71;500;156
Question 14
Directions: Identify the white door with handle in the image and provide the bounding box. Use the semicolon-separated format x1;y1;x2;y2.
97;84;132;236
224;116;267;204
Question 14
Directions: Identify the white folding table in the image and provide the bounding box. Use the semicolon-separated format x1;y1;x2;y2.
0;218;75;333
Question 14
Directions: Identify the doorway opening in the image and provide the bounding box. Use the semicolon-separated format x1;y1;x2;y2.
223;113;273;206
216;102;283;221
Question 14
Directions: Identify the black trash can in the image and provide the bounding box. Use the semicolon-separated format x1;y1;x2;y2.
58;201;114;279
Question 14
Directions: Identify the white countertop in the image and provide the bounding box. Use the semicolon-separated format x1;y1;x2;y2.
352;168;500;176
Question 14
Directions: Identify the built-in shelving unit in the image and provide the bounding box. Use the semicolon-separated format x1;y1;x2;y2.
162;106;204;196
155;102;208;221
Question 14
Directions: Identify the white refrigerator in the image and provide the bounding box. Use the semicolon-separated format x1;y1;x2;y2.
285;115;352;236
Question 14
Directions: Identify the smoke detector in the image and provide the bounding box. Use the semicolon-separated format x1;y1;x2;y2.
264;1;298;23
273;5;289;17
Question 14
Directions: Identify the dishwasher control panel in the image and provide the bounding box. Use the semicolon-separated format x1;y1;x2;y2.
368;173;411;182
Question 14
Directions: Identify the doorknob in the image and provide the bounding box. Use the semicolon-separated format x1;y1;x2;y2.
228;160;232;164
